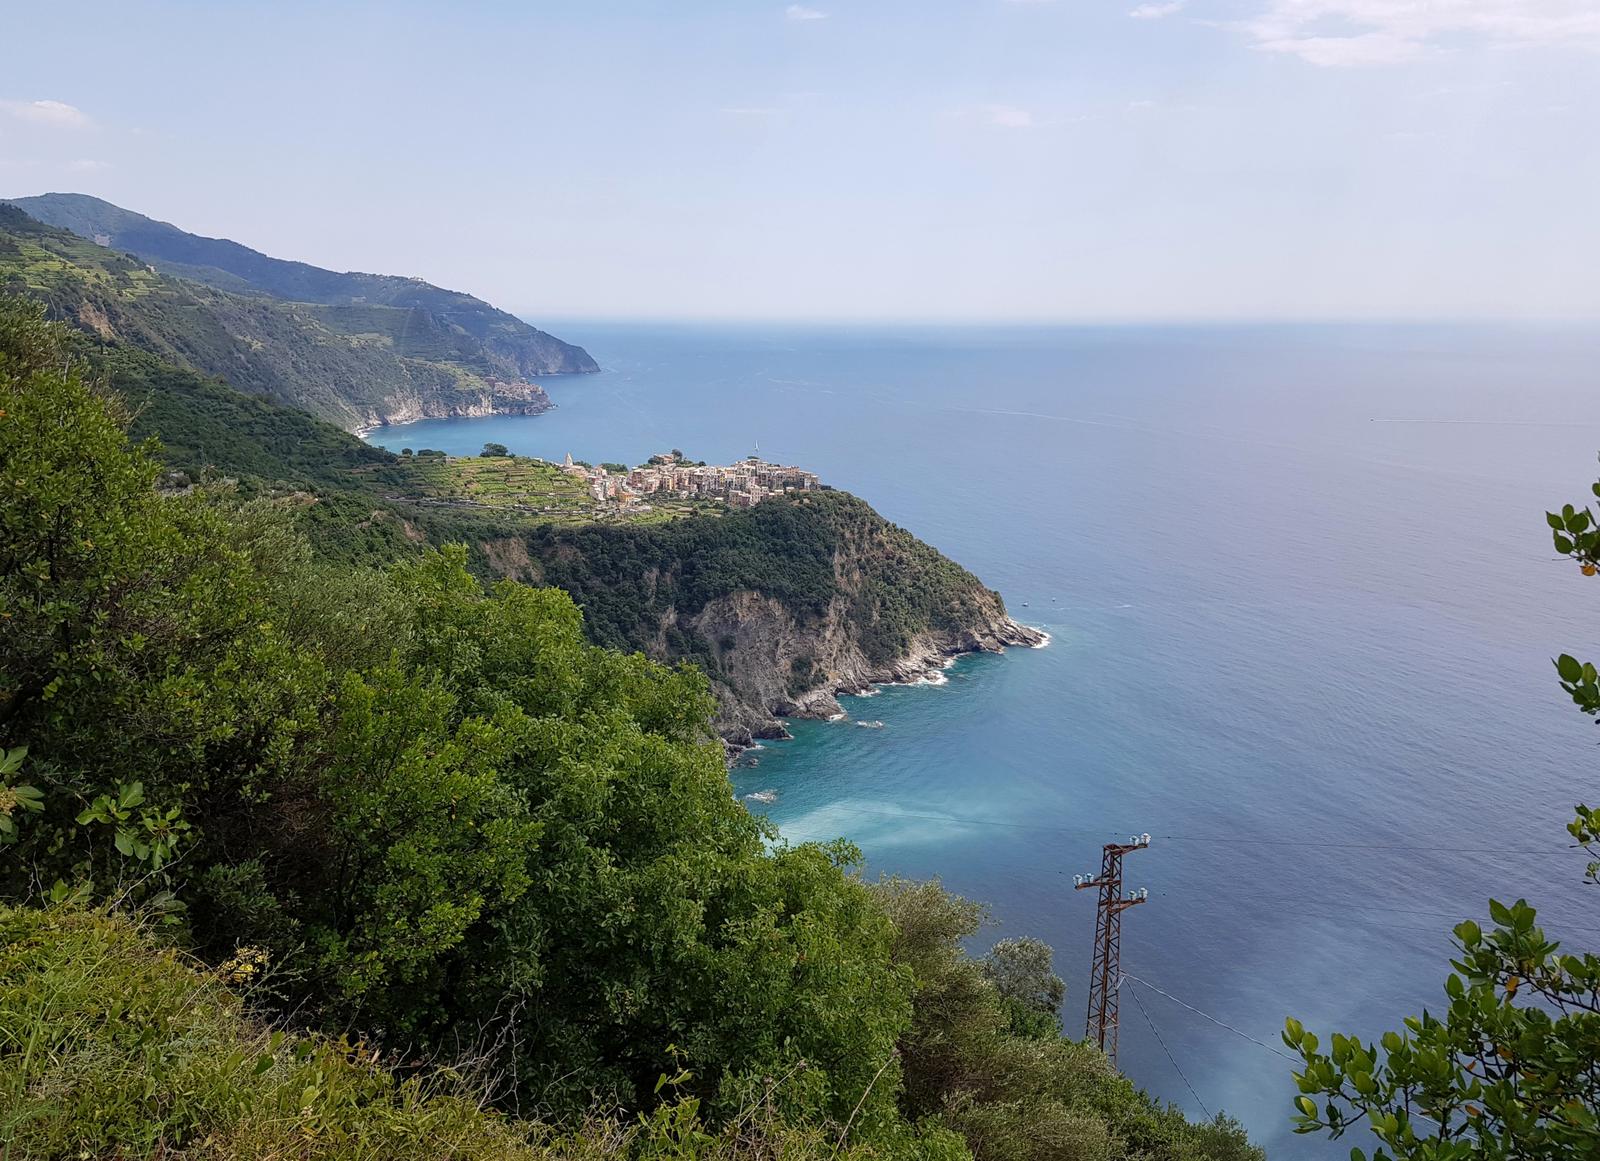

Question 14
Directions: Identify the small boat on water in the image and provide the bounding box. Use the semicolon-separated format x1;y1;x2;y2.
744;789;778;804
855;719;885;729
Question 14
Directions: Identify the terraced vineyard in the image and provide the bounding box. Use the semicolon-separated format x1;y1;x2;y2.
357;454;725;526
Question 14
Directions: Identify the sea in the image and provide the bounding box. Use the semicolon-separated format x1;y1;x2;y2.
373;321;1600;1157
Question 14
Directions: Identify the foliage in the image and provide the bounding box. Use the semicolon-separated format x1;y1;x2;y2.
982;937;1067;1040
0;203;587;430
483;441;511;457
1285;468;1600;1159
107;342;396;487
528;491;1000;669
7;191;597;379
873;877;1261;1161
0;904;955;1161
0;299;1253;1159
1286;900;1600;1160
0;746;42;846
0;301;909;1137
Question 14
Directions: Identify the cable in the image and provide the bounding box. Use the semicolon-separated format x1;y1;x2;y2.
1119;971;1299;1063
1124;973;1210;1118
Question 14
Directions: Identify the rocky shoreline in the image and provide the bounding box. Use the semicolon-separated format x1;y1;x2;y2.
718;615;1046;760
349;378;554;437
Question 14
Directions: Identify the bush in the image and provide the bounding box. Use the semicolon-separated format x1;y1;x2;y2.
0;905;962;1161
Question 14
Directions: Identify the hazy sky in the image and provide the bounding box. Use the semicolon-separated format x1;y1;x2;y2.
4;1;1599;321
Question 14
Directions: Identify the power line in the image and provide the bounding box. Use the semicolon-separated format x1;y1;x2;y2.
1125;975;1210;1119
1119;971;1299;1063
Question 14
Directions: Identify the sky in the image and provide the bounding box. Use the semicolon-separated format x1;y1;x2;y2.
3;0;1599;322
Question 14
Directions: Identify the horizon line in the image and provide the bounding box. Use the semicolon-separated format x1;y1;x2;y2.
514;312;1600;329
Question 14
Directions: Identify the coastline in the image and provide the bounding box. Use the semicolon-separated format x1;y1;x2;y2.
721;615;1048;762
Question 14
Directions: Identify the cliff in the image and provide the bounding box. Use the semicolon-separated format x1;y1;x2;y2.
492;491;1044;747
688;589;1042;746
2;272;1035;745
0;201;592;430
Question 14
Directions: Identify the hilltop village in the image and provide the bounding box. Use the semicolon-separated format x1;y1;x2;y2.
561;450;822;509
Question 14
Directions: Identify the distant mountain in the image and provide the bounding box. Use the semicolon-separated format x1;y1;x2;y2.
0;200;595;430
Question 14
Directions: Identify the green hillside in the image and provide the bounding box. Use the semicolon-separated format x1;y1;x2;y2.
8;192;597;379
0;300;1260;1161
0;202;584;431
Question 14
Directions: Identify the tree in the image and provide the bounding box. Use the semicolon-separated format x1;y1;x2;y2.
1284;476;1600;1160
982;937;1065;1039
872;877;1260;1161
482;442;510;457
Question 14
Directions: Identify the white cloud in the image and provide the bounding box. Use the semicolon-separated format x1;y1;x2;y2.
1241;1;1600;67
1130;2;1186;19
981;104;1037;128
785;4;828;20
0;99;91;128
66;158;111;172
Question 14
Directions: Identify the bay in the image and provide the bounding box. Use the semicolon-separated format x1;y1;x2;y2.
374;321;1600;1156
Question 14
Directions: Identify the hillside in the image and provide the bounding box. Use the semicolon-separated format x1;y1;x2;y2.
8;193;597;380
0;281;1035;746
0;305;1261;1160
510;492;1044;743
0;905;952;1161
0;199;593;430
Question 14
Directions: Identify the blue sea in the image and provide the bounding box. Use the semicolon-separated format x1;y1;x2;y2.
375;322;1600;1157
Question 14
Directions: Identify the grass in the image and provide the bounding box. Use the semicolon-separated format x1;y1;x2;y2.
0;906;545;1160
362;455;726;528
0;905;933;1161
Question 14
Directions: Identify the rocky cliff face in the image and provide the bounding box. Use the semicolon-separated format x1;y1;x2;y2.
688;589;1043;749
478;490;1043;755
350;377;552;434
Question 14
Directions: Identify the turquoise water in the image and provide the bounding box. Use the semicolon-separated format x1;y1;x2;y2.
375;322;1600;1155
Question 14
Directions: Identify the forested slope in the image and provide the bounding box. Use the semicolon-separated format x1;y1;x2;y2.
0;298;1260;1161
0;203;581;430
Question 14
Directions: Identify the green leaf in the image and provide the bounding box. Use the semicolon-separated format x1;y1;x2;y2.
1549;512;1566;529
1554;534;1574;554
1557;655;1584;683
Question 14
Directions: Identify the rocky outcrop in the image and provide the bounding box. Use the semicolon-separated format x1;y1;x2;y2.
689;590;1044;751
350;378;553;434
483;490;1042;760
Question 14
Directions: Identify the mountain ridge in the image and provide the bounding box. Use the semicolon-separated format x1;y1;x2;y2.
6;192;596;380
0;199;593;430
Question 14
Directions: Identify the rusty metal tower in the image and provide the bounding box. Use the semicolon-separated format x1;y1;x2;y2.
1074;835;1150;1065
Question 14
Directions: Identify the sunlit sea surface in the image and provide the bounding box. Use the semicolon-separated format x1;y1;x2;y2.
374;322;1600;1156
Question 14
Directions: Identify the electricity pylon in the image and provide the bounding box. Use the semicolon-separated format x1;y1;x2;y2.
1073;835;1150;1066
